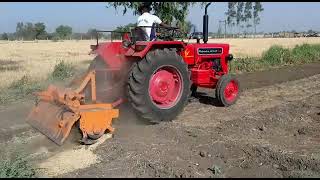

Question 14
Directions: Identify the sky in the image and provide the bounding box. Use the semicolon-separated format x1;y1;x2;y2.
1;2;320;33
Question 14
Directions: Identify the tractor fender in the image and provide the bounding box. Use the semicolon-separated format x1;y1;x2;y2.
126;41;186;59
95;42;129;69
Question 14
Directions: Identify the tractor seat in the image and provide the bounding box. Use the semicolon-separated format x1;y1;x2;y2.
132;27;148;41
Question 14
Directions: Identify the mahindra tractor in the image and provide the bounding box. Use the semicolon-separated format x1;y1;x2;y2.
27;3;240;145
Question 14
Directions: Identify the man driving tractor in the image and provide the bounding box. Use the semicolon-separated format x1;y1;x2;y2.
137;2;170;41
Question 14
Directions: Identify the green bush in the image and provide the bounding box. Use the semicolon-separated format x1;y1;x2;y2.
291;43;320;63
9;75;43;95
261;45;291;65
231;43;320;73
0;61;75;104
0;75;45;104
50;61;75;80
230;57;266;73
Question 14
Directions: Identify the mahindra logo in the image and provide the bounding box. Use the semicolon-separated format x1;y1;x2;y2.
198;48;223;55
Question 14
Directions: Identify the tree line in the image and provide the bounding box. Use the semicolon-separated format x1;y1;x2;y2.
0;21;194;41
0;22;104;41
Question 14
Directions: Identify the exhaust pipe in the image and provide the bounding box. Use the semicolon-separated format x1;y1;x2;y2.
203;2;212;44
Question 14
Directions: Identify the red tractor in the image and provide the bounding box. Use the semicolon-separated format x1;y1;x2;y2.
27;3;240;145
89;3;239;123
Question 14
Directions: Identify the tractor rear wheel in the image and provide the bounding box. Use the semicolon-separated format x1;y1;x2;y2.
128;49;191;123
215;74;240;106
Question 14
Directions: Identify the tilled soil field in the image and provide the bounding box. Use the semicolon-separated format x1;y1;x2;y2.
0;62;320;178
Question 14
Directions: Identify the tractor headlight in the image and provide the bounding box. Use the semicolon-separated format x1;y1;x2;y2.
227;54;233;62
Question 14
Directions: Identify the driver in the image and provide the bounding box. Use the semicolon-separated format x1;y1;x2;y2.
137;3;170;41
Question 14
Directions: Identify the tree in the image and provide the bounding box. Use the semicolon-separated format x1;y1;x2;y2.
1;33;8;40
15;22;37;40
106;2;201;27
225;2;237;34
115;23;137;32
179;20;193;34
23;22;36;40
236;2;244;27
226;2;264;36
16;22;24;40
108;2;264;37
86;29;104;39
253;2;264;35
55;25;72;39
244;2;253;33
87;29;97;39
34;22;47;40
226;2;236;25
112;23;137;39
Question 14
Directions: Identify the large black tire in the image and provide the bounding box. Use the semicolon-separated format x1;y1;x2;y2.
215;74;240;106
127;49;191;123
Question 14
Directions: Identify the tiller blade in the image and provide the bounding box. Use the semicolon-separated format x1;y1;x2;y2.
26;70;121;146
27;101;80;146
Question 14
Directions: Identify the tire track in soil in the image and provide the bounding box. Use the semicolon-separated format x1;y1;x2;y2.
177;73;320;128
214;93;320;178
0;62;320;177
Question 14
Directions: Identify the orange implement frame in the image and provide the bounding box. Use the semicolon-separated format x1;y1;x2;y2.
27;70;120;145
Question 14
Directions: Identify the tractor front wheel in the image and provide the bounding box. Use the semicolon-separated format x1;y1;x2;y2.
215;74;240;106
128;49;191;123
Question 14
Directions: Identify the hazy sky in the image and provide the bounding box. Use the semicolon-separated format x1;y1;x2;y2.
1;2;320;33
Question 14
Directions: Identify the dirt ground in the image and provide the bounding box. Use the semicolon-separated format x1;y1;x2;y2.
0;62;320;178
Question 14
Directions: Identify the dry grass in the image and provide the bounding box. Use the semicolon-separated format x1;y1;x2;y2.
0;37;319;89
0;40;96;89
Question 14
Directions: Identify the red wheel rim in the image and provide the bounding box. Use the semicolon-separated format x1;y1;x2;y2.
149;66;183;109
224;80;239;103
